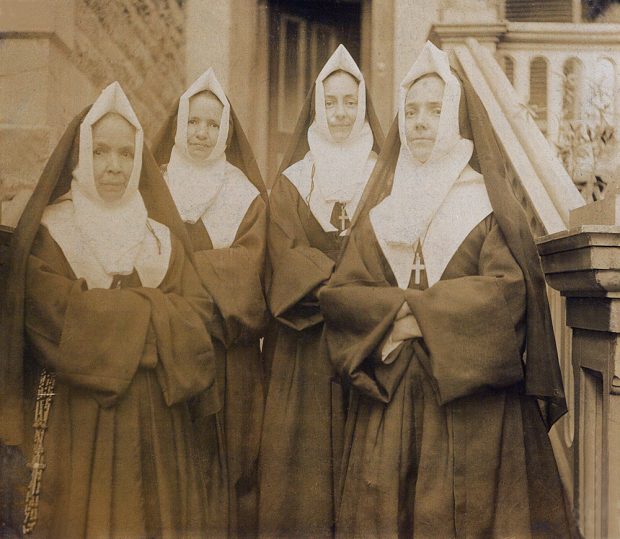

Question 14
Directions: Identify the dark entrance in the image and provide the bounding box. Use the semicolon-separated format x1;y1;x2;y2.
267;0;362;183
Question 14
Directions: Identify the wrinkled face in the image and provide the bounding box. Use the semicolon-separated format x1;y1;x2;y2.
323;71;359;142
404;75;445;163
187;92;224;161
92;112;136;203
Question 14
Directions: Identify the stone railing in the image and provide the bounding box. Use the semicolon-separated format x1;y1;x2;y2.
449;39;584;233
434;22;620;145
433;21;620;205
495;22;620;146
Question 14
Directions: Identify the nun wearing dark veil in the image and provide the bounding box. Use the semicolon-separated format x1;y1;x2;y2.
153;68;269;538
0;82;221;538
319;41;576;538
258;45;384;538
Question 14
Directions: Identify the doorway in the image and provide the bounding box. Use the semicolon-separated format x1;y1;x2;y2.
267;0;362;183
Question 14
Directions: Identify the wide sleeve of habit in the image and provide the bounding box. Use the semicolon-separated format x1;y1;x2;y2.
267;176;336;331
192;196;268;347
25;225;218;408
320;214;526;405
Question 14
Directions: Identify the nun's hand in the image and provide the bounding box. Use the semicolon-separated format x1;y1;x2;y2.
395;300;412;320
392;314;422;341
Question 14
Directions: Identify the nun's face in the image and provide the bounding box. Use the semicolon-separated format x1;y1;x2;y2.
405;75;445;163
187;92;223;161
323;71;359;142
92;112;136;202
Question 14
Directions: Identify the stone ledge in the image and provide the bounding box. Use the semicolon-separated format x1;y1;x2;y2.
568;297;620;332
538;195;620;299
504;22;620;46
431;23;507;46
538;226;620;299
545;270;620;296
537;226;620;254
542;245;620;273
0;0;75;49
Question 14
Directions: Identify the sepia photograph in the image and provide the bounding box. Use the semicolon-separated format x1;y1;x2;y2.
1;0;620;537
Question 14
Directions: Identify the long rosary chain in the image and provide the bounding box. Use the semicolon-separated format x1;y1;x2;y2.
23;370;56;535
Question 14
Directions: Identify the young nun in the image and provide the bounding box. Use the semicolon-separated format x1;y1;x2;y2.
319;42;576;537
0;82;221;538
258;45;383;538
154;68;269;538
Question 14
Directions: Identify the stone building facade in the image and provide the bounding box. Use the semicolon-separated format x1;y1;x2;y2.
0;0;186;225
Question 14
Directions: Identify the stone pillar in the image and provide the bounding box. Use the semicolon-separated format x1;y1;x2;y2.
546;56;565;146
430;23;506;54
537;195;620;539
432;0;503;54
615;61;620;133
512;52;531;104
0;0;86;227
185;0;232;87
370;0;397;125
185;0;269;176
228;0;270;176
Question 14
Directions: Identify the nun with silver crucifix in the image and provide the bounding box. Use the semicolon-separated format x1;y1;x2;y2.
319;42;573;537
258;44;383;538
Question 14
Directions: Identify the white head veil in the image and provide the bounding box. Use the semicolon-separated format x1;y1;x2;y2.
371;41;473;248
307;44;374;205
284;45;375;233
166;68;231;223
70;81;148;276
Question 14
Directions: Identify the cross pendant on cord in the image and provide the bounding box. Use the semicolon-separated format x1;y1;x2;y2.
412;252;426;285
338;204;349;231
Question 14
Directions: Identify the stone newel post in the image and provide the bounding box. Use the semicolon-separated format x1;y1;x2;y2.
537;195;620;539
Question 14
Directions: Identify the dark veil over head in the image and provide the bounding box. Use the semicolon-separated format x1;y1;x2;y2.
353;63;567;429
0;98;194;446
152;96;267;202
